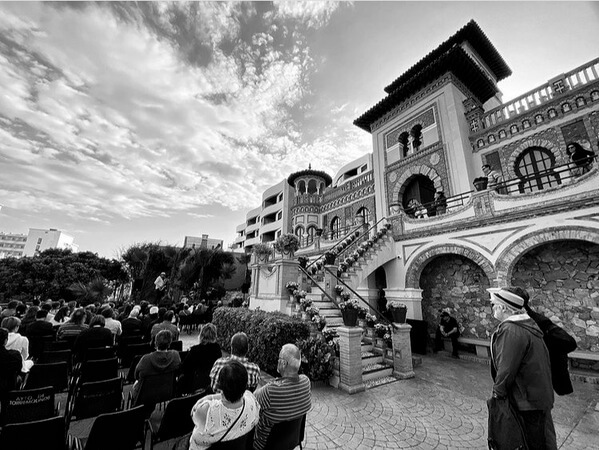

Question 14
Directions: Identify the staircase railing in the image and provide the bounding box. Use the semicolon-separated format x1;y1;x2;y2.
334;217;388;265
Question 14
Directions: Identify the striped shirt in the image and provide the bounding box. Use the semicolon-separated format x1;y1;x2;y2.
253;374;311;450
209;355;261;392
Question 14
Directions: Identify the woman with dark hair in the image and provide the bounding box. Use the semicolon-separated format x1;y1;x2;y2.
51;305;70;326
179;324;222;394
566;141;595;177
189;360;260;450
73;315;113;361
19;306;39;335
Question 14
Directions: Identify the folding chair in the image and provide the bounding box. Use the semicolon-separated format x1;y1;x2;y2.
0;386;58;425
83;346;117;362
169;340;183;352
67;376;124;426
71;405;146;450
0;415;68;450
263;414;306;450
28;334;54;360
129;370;178;418
121;342;152;369
23;361;69;392
117;335;144;365
210;429;254;450
37;349;73;374
147;391;206;449
79;357;119;383
48;339;73;352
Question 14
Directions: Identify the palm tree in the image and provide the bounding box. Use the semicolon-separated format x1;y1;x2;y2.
179;248;235;298
69;278;111;305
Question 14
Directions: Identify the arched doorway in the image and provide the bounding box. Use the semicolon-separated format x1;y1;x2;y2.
402;175;435;215
419;254;491;339
330;216;341;239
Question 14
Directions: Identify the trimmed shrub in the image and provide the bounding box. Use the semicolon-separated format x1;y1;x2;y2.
212;307;310;375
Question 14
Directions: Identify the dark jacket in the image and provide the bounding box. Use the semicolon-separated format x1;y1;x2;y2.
121;317;143;336
527;308;577;395
179;342;222;393
73;326;113;360
0;347;22;400
26;320;54;337
491;315;554;411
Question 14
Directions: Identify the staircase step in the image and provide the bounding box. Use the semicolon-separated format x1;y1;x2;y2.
362;363;393;381
364;375;398;390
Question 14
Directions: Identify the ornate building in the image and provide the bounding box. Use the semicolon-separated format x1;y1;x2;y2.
237;20;599;352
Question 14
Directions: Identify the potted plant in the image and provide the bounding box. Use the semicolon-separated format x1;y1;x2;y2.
374;323;388;348
338;298;360;326
323;249;337;265
365;313;377;337
286;281;299;295
252;243;272;262
357;305;368;320
334;285;344;296
297;256;309;269
387;301;408;323
273;233;300;256
312;314;326;331
473;176;488;191
305;305;320;319
299;296;312;311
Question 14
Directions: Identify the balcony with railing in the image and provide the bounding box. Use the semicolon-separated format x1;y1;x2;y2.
389;156;598;237
471;58;599;137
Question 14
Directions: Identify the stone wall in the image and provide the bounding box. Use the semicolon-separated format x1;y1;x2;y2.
420;255;492;339
511;241;599;352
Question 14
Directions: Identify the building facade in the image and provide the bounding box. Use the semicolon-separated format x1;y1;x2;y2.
0;232;27;258
240;21;599;351
183;234;223;250
21;228;79;257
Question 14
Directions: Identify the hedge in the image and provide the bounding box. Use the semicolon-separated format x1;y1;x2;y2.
212;307;310;376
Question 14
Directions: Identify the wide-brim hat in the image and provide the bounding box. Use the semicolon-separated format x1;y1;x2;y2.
487;288;525;309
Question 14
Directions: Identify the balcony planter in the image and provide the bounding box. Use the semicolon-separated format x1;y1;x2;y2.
274;234;300;258
388;302;407;324
315;228;323;237
323;250;337;265
473;177;488;191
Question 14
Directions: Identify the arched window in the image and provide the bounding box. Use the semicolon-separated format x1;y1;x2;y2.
515;147;561;193
295;225;304;238
297;180;306;195
534;114;543;124
410;124;423;151
401;175;435;216
522;119;531;129
591;90;599;101
477;139;485;148
356;207;370;226
307;179;317;194
548;108;557;119
488;134;496;143
498;130;507;139
330;217;341;239
561;102;571;113
306;226;316;245
510;124;519;134
575;96;586;107
398;132;409;157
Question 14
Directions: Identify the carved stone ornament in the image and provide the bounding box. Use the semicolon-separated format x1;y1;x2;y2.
429;153;440;166
389;172;397;182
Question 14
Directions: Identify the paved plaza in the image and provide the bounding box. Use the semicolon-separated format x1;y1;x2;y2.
180;332;599;450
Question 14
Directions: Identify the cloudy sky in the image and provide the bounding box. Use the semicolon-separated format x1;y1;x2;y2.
1;1;598;259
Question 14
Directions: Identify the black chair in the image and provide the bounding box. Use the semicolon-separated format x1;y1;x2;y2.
263;414;306;450
121;342;152;369
71;405;147;450
117;335;144;364
0;415;68;450
24;361;69;392
67;376;123;426
126;354;144;384
48;339;73;352
79;357;119;383
129;370;178;417
148;390;207;449
28;334;54;359
210;429;254;450
38;349;73;373
83;346;117;362
169;340;183;351
0;386;58;425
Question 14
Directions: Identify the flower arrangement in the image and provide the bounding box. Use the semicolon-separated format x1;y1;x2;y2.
383;332;393;347
334;285;344;295
310;266;318;275
273;233;300;254
323;249;337;265
374;322;389;338
385;223;392;230
365;313;377;327
312;314;326;330
357;305;368;319
305;305;320;318
340;292;351;302
322;328;337;343
339;262;348;272
297;256;309;268
297;337;335;382
252;243;272;259
339;298;359;310
387;301;407;310
299;297;312;309
286;281;299;293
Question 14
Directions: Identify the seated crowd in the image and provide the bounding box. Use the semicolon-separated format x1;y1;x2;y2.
0;297;312;449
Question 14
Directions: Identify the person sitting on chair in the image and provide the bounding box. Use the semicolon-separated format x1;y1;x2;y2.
131;329;181;404
179;323;222;395
210;332;261;392
2;317;34;373
57;308;88;341
189;360;260;450
73;315;114;362
0;327;23;401
253;343;312;450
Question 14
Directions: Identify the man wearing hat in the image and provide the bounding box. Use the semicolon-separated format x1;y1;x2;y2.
433;309;460;358
488;286;555;450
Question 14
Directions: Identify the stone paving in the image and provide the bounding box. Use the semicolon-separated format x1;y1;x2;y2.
179;332;599;450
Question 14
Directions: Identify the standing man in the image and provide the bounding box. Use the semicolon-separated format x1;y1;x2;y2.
253;343;311;450
488;287;555;450
210;332;260;392
154;271;168;304
482;164;507;194
433;310;460;358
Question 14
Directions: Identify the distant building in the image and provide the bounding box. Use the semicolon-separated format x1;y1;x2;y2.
22;228;79;257
0;232;27;258
183;234;223;250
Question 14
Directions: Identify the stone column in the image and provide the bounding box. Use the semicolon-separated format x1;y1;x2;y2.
337;326;365;394
323;264;338;302
392;323;415;379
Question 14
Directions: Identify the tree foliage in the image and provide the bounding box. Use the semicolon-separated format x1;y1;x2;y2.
0;249;128;302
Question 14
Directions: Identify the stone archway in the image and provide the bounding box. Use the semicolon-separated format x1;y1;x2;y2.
505;137;563;180
495;227;599;286
405;244;495;289
390;164;443;207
